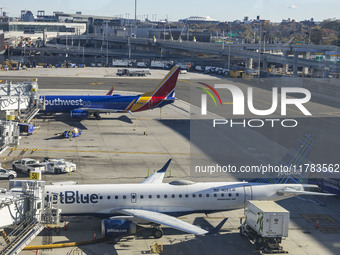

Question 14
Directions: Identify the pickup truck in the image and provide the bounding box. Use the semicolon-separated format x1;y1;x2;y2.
41;158;76;174
12;158;46;174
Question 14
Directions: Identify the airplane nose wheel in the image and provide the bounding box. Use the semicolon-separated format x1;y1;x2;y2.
152;228;163;239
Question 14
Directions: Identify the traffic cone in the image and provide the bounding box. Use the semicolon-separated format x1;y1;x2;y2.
316;220;319;229
63;222;67;231
93;232;96;240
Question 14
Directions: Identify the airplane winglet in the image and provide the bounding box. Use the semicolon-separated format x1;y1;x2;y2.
141;159;172;184
206;218;228;235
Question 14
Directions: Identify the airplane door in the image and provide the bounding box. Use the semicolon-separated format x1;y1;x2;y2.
243;185;253;205
131;193;137;203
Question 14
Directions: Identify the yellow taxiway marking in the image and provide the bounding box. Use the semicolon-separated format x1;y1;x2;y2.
178;79;196;85
10;148;197;156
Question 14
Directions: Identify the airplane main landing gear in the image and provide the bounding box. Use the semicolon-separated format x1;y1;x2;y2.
94;112;101;120
152;227;163;239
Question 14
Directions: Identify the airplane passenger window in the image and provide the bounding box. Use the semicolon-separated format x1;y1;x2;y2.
228;193;232;197
236;193;239;197
123;195;126;199
198;194;202;198
157;195;160;198
99;196;103;199
140;195;144;199
164;195;168;198
214;194;217;197
221;193;225;197
115;196;118;199
185;194;189;198
149;195;152;198
192;194;196;198
107;196;111;199
206;194;210;197
171;194;175;198
179;194;182;198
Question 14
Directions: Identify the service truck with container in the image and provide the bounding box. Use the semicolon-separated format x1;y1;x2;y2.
239;200;290;253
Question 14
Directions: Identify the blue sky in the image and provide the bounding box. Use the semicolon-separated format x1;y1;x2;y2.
2;0;339;22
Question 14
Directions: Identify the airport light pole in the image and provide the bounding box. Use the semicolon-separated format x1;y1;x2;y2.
106;22;109;66
258;23;262;78
135;0;137;37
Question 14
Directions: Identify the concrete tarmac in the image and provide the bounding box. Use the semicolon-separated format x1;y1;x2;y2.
0;70;339;255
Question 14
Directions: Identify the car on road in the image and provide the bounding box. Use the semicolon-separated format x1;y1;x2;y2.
0;168;17;179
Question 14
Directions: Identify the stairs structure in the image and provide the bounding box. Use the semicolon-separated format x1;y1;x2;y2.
0;218;44;255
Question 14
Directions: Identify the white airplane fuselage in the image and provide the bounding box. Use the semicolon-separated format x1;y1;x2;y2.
45;182;306;217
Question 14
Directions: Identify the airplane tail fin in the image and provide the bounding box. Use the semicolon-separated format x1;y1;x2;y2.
106;85;115;96
141;159;172;184
144;66;180;98
255;134;315;184
206;218;228;235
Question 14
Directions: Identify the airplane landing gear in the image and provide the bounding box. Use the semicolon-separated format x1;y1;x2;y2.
152;227;163;239
94;112;101;120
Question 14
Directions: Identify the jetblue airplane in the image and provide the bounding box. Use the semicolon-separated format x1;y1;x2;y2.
41;66;180;119
42;159;332;239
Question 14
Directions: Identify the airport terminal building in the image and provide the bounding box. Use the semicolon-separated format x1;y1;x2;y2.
0;20;86;38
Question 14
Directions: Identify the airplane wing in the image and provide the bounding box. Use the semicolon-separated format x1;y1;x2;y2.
117;208;208;235
141;159;172;184
277;188;335;196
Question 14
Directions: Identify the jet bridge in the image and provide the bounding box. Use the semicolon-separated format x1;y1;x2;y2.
0;80;45;153
0;120;20;154
0;180;60;255
0;79;45;122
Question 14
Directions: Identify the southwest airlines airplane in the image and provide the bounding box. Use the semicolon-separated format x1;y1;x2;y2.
44;159;332;239
41;66;180;119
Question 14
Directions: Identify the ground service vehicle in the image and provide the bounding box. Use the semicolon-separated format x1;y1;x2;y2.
0;168;17;179
18;123;34;135
240;201;290;252
41;158;76;174
116;69;151;76
12;158;46;174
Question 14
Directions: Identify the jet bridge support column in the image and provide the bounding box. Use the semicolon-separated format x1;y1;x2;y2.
246;58;253;70
302;52;311;76
283;51;289;74
293;51;299;76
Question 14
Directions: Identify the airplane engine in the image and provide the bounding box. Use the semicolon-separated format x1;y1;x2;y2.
70;109;89;119
101;217;137;238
